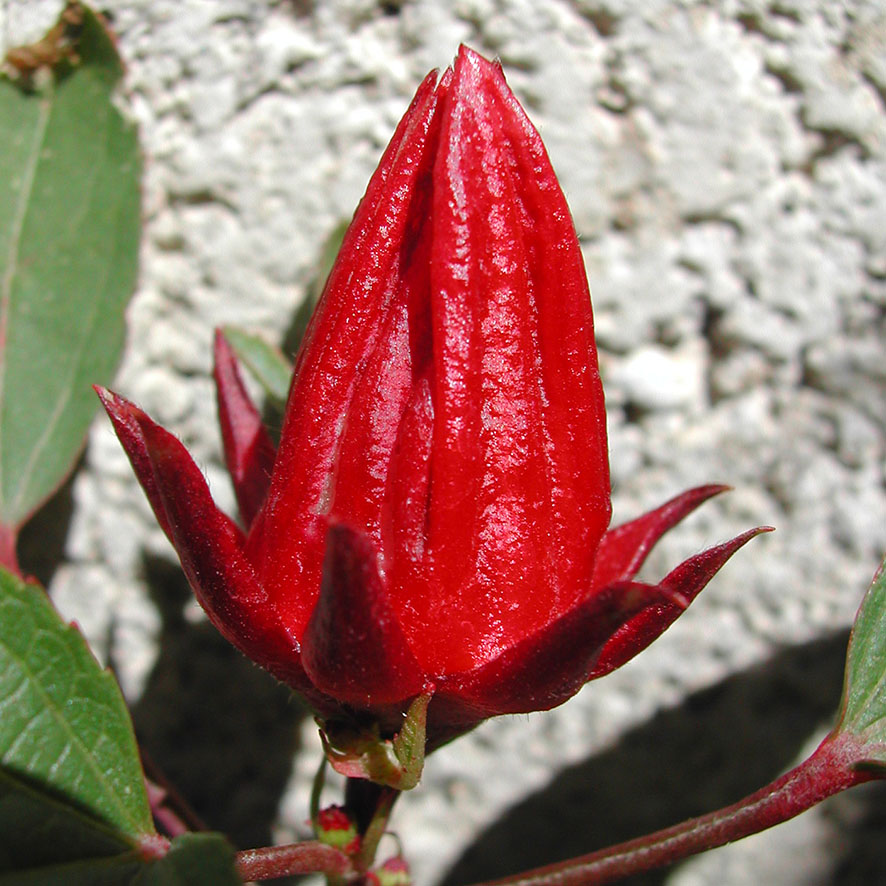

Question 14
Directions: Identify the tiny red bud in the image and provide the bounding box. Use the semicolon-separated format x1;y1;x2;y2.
376;856;411;886
316;805;361;855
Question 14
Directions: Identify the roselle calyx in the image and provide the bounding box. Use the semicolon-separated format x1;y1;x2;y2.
99;46;766;776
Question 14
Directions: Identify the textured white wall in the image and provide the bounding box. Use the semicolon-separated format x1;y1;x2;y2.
4;1;885;884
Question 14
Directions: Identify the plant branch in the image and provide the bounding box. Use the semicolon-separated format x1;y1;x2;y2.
357;785;399;872
310;755;328;830
144;777;190;838
235;841;351;882
0;524;20;576
467;733;873;886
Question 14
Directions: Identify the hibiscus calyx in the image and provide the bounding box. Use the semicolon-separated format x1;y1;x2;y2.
98;46;769;782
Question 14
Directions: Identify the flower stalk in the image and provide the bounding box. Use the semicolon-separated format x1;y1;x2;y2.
465;732;873;886
353;783;400;874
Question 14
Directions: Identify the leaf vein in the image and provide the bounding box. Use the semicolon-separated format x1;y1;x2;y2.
1;622;141;835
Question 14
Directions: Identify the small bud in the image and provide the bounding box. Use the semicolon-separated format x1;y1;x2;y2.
316;805;361;855
375;856;410;886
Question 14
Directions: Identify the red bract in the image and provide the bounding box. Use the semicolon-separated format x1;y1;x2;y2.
99;47;766;751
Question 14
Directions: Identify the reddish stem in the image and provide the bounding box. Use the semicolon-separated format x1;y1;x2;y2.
141;749;208;834
0;522;21;576
236;841;352;882
468;733;872;886
145;778;191;838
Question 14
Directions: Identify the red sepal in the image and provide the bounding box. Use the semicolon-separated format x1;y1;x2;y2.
591;485;729;589
97;388;311;692
589;526;773;679
437;582;665;719
302;524;426;707
95;386;174;539
213;329;276;529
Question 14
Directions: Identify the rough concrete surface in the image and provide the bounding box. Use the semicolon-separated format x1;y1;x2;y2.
3;1;885;884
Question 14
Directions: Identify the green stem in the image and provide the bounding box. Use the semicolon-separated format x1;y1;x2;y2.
311;755;328;830
467;733;872;886
343;778;401;872
357;786;399;872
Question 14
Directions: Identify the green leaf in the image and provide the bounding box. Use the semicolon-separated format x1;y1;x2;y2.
136;833;240;886
0;853;143;886
0;767;132;874
0;5;141;528
221;327;292;409
0;568;155;850
0;833;240;886
835;554;886;771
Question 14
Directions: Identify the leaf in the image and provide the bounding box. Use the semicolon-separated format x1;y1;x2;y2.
0;5;141;529
0;567;155;851
136;833;240;886
221;327;292;409
0;833;240;886
0;854;143;886
834;554;886;771
0;767;131;874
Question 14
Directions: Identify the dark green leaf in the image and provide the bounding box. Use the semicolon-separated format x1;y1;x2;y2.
0;853;143;886
136;834;240;886
0;6;141;528
0;767;132;874
0;568;155;847
221;327;292;409
835;555;886;771
0;833;240;886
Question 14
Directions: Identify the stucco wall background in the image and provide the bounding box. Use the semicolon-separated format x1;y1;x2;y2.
3;1;885;883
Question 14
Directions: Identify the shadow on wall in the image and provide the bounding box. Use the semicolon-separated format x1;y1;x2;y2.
129;554;309;854
441;632;886;886
18;463;79;588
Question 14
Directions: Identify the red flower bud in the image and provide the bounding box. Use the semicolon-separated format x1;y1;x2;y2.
374;856;410;886
98;47;767;755
315;805;361;856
